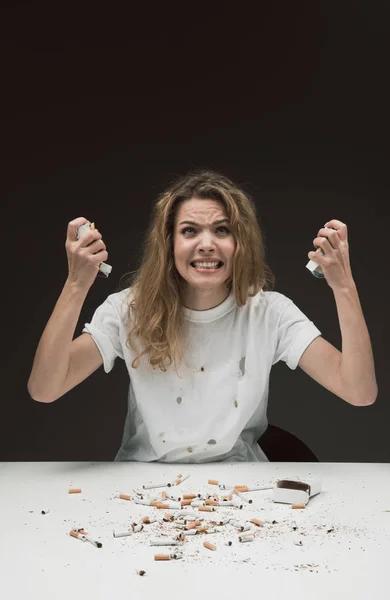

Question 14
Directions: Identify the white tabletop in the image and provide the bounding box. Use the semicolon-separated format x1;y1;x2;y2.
1;461;389;600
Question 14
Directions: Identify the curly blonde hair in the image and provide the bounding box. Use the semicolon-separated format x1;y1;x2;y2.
121;169;275;373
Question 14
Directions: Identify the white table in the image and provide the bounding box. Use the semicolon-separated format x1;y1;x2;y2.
0;461;389;600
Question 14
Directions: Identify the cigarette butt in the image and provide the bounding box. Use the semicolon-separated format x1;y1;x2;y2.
136;569;146;576
119;494;131;501
77;529;87;535
327;525;335;533
163;513;174;522
68;488;82;494
183;494;197;500
234;485;248;492
182;529;198;536
132;524;144;533
250;518;263;527
41;509;50;515
291;521;298;531
203;541;216;551
294;539;304;546
198;506;216;512
292;504;306;509
239;535;254;543
225;541;233;546
221;495;233;501
208;479;219;485
195;527;209;533
205;499;218;506
154;554;171;561
180;499;192;506
141;516;151;524
69;530;82;539
187;520;202;529
113;530;133;538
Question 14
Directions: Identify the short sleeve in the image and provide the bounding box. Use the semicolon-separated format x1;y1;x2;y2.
272;299;321;370
82;294;125;373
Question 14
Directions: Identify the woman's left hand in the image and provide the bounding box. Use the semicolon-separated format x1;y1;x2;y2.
308;219;354;290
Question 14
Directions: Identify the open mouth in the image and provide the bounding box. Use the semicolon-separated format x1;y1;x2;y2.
190;261;223;270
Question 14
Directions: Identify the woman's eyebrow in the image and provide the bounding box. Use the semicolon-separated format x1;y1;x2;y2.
178;219;230;226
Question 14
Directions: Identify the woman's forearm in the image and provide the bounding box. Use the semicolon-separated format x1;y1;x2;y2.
333;281;378;405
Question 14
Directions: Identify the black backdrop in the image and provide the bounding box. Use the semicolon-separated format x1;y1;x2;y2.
1;0;388;462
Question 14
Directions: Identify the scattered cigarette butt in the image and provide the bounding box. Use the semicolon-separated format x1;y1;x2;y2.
149;538;183;546
119;494;131;501
239;535;254;543
205;499;218;506
180;499;192;506
68;488;82;494
182;529;198;536
203;541;216;551
291;521;298;531
198;506;216;512
294;539;303;546
183;494;197;500
113;530;133;538
292;504;306;509
250;518;263;527
327;525;335;533
234;485;248;492
136;569;146;576
143;482;169;490
154;554;171;561
208;480;219;485
225;541;233;546
41;509;50;515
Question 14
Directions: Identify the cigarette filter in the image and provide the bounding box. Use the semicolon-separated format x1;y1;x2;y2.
250;518;264;527
183;494;197;500
154;554;171;561
68;488;82;494
292;504;306;509
180;499;192;506
203;541;216;551
208;480;219;485
119;494;131;501
198;506;216;512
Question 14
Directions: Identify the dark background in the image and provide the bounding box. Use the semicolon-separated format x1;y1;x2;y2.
1;1;388;462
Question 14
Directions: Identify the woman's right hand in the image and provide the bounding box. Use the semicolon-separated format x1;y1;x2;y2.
65;217;108;292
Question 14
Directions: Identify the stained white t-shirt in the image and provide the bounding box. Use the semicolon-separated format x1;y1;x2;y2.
82;287;321;463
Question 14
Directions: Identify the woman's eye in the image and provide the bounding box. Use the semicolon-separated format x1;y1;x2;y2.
181;226;230;235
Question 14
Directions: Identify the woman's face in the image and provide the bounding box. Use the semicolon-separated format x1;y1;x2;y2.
173;198;236;306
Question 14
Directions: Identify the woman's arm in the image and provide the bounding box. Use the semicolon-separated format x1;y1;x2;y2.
298;220;377;406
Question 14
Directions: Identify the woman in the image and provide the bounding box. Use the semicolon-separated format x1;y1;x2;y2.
27;170;377;462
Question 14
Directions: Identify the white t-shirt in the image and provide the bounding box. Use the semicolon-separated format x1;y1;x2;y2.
82;287;321;463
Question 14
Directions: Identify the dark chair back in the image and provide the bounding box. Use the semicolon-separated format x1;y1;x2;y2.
258;424;319;462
